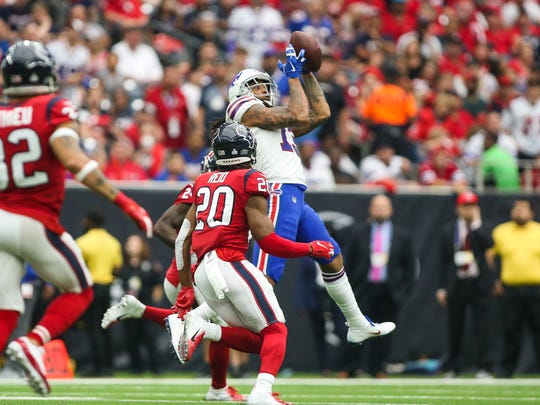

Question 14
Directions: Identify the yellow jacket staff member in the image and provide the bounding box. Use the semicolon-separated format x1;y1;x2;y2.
487;199;540;378
490;200;540;287
76;214;123;285
75;211;123;376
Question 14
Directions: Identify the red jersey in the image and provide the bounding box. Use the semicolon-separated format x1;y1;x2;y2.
173;183;194;205
191;168;269;261
144;85;189;149
0;94;77;234
418;161;466;185
165;183;195;288
104;0;146;20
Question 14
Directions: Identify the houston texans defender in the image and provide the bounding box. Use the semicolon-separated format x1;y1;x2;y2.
0;41;152;396
225;45;396;344
102;152;245;402
171;121;334;405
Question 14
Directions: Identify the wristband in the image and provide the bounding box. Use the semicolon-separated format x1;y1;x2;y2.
75;160;99;182
257;232;310;258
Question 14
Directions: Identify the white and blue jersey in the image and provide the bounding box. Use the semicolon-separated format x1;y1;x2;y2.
227;95;306;185
226;95;340;283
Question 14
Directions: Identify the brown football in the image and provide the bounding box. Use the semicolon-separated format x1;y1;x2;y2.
290;31;322;72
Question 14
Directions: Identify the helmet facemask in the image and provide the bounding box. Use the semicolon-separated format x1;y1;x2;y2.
244;76;277;107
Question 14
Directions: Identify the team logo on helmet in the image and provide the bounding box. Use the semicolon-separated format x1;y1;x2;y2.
212;121;257;167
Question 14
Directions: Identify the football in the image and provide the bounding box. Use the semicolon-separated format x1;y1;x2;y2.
290;31;322;72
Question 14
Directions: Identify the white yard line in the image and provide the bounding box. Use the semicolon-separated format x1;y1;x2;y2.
1;377;534;386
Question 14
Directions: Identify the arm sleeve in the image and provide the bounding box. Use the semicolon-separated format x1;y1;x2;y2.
257;232;310;258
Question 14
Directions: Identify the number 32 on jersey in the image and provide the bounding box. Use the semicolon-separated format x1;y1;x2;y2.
0;129;47;190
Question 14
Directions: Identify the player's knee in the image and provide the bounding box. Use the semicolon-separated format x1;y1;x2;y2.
318;248;342;267
62;287;93;313
261;322;287;338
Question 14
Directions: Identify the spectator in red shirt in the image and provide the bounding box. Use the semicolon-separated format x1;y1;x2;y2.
135;120;167;178
446;91;477;141
409;91;475;145
454;0;487;53
380;0;417;42
103;0;148;29
438;35;469;76
103;0;149;45
418;145;468;186
483;6;519;57
144;54;191;150
103;137;149;181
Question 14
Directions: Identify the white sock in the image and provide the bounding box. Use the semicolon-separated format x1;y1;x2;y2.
252;372;274;393
191;302;217;321
321;267;371;329
199;318;222;342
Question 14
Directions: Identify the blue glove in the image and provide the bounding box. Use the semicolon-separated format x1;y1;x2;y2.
277;44;306;79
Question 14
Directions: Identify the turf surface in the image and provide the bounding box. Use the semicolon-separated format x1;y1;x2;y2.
1;377;539;404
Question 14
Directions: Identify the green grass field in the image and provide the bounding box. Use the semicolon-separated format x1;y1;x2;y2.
0;377;539;404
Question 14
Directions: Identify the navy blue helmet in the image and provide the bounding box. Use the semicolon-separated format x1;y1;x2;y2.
1;40;58;97
212;121;256;167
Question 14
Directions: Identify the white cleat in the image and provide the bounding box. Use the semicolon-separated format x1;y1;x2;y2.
101;295;145;329
165;314;186;363
178;312;205;364
347;317;396;344
248;391;290;405
205;385;246;401
6;337;50;396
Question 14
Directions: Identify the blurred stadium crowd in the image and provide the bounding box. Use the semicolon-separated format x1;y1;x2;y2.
2;0;540;190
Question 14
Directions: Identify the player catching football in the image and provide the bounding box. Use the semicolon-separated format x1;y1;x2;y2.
225;43;396;344
0;41;152;396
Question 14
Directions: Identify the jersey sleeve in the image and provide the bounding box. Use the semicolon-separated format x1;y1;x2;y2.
244;169;270;199
48;97;79;127
173;183;194;205
226;95;264;122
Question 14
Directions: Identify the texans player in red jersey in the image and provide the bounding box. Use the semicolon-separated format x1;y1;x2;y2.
101;152;245;402
170;121;333;405
0;41;153;396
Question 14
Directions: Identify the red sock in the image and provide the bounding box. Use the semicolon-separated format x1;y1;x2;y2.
220;326;263;353
28;288;93;345
0;310;20;352
142;306;175;328
259;322;287;376
209;341;229;389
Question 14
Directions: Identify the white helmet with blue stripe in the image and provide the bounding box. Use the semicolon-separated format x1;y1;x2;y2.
228;69;278;107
